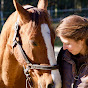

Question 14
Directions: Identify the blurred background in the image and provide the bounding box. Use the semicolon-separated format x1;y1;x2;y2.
0;0;88;47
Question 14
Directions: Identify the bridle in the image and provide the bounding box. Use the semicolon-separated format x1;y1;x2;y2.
12;11;59;88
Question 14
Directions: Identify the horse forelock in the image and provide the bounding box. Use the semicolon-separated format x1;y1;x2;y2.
28;8;51;28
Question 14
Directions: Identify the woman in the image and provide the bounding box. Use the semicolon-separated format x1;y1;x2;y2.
56;15;88;88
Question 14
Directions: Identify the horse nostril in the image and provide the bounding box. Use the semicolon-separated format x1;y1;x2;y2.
48;83;54;88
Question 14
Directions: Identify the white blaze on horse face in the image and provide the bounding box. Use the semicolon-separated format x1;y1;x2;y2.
41;24;61;88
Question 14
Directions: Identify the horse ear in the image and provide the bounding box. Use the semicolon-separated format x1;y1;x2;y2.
37;0;48;10
13;0;31;23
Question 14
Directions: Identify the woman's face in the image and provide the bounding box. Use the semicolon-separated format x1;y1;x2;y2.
59;36;85;55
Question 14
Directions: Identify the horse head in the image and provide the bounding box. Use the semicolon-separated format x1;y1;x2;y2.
0;0;61;88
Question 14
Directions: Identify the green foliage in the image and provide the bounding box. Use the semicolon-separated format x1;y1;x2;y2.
54;37;63;46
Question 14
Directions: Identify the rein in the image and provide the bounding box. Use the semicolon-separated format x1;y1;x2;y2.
12;18;59;88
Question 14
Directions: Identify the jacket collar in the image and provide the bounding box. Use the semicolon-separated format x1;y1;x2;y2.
63;49;88;64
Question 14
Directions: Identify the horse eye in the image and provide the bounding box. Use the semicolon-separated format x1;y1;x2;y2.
29;40;37;46
32;41;37;46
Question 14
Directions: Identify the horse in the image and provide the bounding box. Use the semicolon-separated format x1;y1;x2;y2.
0;0;61;88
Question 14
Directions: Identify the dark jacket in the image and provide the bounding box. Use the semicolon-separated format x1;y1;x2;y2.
57;47;88;88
